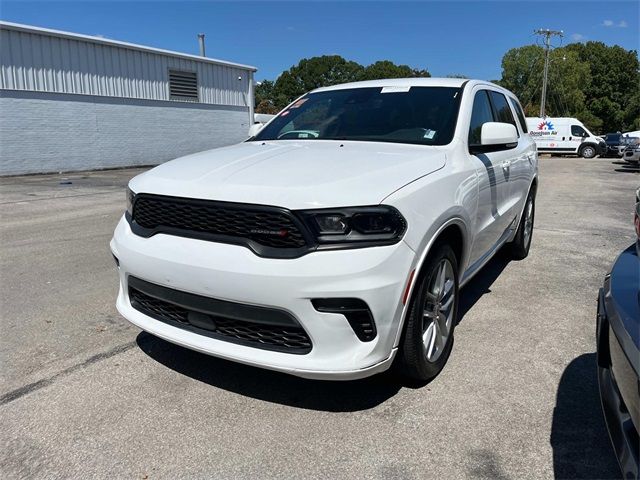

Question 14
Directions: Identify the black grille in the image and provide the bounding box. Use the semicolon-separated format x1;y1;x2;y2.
128;278;312;354
132;195;308;250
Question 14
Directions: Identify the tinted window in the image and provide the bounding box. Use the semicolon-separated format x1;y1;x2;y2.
509;97;528;134
571;125;587;137
254;87;463;146
468;90;494;145
489;91;517;132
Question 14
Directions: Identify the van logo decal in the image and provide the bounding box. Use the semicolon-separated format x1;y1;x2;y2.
530;120;557;136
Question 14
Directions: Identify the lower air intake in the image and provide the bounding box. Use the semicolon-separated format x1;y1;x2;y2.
128;276;312;354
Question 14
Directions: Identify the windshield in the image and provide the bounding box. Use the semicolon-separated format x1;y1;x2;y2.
252;86;463;146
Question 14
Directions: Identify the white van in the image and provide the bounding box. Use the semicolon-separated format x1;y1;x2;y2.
526;117;605;158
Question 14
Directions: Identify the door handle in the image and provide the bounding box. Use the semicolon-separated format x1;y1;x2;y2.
501;160;511;170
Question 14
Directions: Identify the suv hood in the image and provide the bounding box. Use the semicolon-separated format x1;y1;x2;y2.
130;141;445;209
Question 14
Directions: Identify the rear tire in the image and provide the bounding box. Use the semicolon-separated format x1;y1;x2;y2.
579;144;597;159
397;244;459;382
508;189;535;260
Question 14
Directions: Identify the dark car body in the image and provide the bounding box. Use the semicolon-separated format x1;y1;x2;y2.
597;201;640;479
603;133;623;157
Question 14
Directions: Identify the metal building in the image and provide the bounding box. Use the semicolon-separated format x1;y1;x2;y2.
0;21;256;175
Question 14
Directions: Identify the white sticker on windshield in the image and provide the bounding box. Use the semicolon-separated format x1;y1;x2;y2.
423;129;436;139
380;86;411;93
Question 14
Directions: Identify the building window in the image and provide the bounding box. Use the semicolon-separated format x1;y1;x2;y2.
169;70;198;101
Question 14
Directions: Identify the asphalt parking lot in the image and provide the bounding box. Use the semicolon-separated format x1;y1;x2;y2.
1;157;638;479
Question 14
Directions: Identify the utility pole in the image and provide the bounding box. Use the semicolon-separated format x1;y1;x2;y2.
534;28;563;118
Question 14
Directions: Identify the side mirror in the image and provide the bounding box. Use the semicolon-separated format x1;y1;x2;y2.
470;122;518;154
248;122;264;138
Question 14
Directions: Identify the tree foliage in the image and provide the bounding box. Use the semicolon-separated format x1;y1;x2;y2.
256;44;639;133
359;60;430;81
565;41;640;132
500;42;639;132
254;80;279;114
255;55;430;113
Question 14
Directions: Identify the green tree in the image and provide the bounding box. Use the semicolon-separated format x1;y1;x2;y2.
359;60;430;80
270;55;364;109
256;56;431;110
499;45;591;125
500;42;639;132
565;41;640;132
254;80;280;114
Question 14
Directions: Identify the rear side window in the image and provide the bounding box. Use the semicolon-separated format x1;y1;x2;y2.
571;125;587;137
468;90;494;145
488;91;518;133
509;97;528;134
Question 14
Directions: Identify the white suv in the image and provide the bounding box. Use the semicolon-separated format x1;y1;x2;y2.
111;78;538;382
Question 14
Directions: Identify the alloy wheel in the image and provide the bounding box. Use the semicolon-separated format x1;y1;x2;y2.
422;258;455;363
523;198;534;249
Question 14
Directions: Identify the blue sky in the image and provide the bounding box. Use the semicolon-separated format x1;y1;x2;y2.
1;1;638;81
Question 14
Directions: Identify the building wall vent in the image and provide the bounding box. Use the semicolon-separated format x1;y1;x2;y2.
169;70;198;101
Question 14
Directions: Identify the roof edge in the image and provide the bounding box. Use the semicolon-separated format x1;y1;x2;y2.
0;20;257;72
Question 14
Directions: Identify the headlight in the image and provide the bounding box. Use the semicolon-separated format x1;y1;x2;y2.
298;205;407;247
126;187;135;216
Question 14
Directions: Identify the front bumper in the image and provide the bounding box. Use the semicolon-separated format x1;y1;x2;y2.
597;141;607;156
623;150;640;164
111;215;416;379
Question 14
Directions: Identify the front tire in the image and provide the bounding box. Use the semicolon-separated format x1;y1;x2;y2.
579;144;597;159
398;244;459;382
508;190;535;260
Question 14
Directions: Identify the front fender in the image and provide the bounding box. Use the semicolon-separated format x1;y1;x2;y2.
384;167;477;273
384;168;477;348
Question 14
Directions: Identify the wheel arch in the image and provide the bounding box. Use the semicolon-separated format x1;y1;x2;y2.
393;218;468;348
512;174;539;234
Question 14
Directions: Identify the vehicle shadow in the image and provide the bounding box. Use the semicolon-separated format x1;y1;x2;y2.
550;353;619;479
136;331;402;412
611;160;639;173
457;250;512;322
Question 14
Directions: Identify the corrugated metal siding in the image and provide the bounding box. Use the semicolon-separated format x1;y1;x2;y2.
0;27;251;107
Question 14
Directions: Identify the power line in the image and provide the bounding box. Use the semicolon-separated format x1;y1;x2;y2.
519;53;545;114
534;28;563;117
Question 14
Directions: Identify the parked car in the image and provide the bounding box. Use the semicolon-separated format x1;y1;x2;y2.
623;144;640;165
623;130;640;139
111;78;538;381
603;132;623;158
618;136;639;157
525;117;605;158
597;194;640;479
